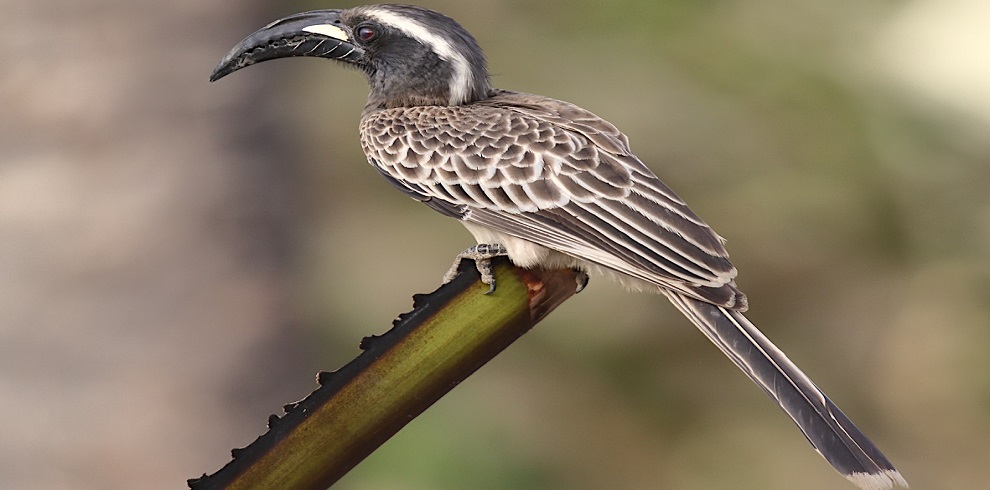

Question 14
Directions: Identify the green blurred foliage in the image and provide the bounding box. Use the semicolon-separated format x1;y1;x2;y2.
266;1;990;489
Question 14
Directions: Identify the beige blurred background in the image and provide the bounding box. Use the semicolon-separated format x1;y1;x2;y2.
3;0;988;489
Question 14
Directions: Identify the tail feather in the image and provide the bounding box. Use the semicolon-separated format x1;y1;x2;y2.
663;291;907;489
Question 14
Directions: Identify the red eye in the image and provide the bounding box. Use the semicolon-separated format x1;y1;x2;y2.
357;25;377;42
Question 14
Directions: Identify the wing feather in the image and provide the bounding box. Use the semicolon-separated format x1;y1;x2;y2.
593;198;732;277
359;90;744;306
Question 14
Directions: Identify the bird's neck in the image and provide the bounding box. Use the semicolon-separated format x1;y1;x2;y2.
363;60;493;110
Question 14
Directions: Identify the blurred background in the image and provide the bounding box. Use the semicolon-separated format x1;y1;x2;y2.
3;0;988;488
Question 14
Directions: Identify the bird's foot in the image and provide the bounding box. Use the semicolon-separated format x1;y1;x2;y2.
574;269;590;293
442;243;509;294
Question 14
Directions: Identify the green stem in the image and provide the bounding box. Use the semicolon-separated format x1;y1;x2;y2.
189;259;580;490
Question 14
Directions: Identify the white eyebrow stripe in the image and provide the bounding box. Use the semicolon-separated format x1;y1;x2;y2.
363;8;472;105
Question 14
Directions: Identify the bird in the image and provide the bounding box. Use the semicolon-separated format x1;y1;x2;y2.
210;4;907;489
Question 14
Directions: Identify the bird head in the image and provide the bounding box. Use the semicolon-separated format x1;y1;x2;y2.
210;4;493;108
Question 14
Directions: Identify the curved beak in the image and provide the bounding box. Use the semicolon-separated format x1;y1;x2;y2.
210;10;363;82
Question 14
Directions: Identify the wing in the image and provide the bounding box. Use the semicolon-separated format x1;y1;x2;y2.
360;90;746;308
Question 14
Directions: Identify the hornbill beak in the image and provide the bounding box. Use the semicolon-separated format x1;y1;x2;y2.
210;10;363;82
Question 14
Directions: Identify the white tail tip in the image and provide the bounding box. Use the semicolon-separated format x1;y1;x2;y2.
846;469;909;490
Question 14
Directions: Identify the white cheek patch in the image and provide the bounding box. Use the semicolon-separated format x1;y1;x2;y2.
302;24;350;41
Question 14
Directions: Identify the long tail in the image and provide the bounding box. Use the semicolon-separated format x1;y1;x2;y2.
663;291;908;490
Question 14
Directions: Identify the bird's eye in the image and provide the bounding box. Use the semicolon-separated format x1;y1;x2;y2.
356;25;377;42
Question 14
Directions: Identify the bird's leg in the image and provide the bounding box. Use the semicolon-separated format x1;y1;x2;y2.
442;243;509;294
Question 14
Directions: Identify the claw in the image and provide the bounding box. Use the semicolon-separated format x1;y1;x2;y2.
442;243;509;293
574;269;590;293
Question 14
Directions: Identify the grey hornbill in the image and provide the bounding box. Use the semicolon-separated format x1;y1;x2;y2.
211;5;907;489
